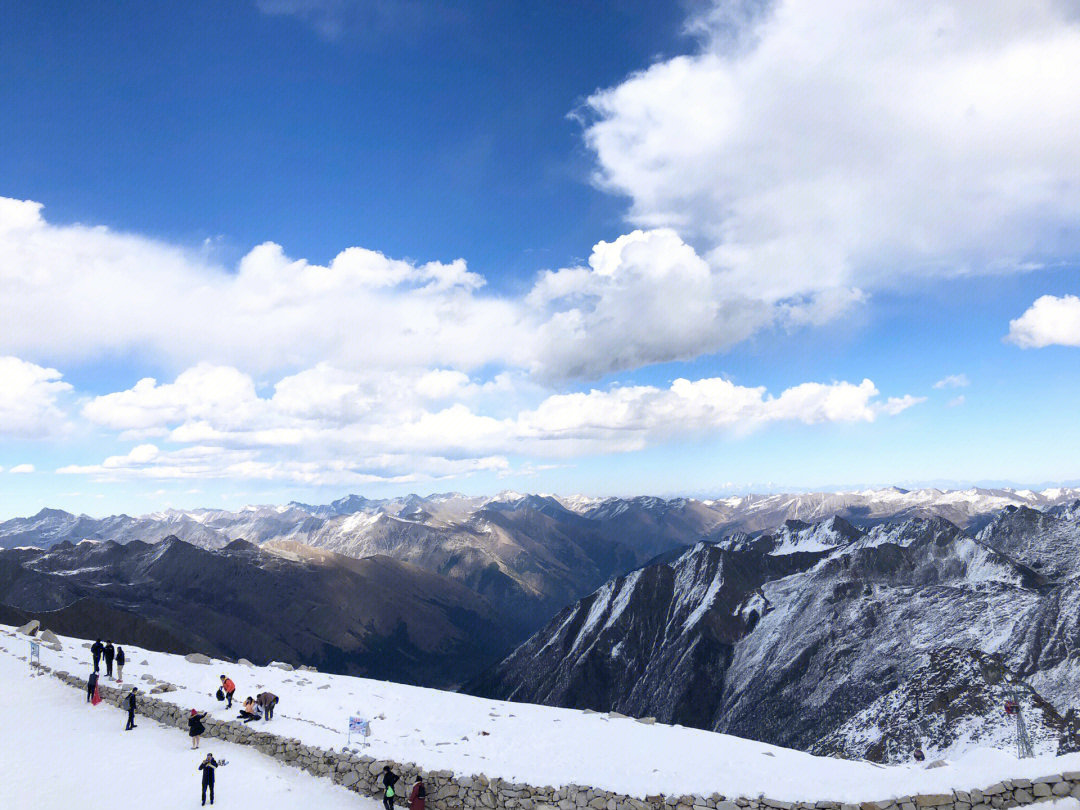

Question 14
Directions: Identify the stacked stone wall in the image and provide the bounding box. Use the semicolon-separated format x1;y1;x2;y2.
45;666;1080;810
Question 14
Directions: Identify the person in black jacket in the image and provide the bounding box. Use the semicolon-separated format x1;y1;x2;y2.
91;640;103;673
103;641;115;678
199;754;218;805
188;709;207;748
382;765;399;810
124;687;137;730
115;647;125;682
86;670;98;702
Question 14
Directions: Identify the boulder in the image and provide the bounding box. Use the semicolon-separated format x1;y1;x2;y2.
269;661;295;671
39;629;60;645
150;683;177;693
238;658;255;667
17;620;40;636
185;653;212;665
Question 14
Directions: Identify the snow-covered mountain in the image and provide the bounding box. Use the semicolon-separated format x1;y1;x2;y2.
4;487;1077;634
8;623;1080;804
473;508;1080;761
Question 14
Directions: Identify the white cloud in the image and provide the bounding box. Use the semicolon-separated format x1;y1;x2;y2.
67;363;920;481
583;0;1080;302
0;356;73;438
9;464;35;474
0;195;872;383
1007;294;1080;348
947;395;966;408
933;374;971;389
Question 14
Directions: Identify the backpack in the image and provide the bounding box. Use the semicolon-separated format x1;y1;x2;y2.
386;787;395;798
216;688;224;701
91;686;101;706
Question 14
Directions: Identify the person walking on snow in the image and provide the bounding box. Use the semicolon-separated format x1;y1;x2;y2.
124;687;137;730
86;670;98;703
219;675;236;709
103;640;115;679
115;646;125;682
409;775;427;810
188;709;207;748
256;691;278;721
199;753;218;805
382;765;399;810
91;639;103;673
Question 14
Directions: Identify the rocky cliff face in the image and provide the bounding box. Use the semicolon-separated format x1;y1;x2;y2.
473;506;1080;760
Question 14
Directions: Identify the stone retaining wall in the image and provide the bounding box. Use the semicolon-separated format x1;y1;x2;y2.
46;666;1080;810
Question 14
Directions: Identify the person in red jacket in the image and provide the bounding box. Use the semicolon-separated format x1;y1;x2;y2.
409;776;426;810
219;675;236;709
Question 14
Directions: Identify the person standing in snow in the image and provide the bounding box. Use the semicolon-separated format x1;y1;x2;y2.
255;691;278;721
103;640;115;679
219;674;236;709
91;639;103;673
199;753;218;805
124;687;137;730
115;646;125;682
381;765;400;810
188;709;207;749
409;775;426;810
86;670;98;703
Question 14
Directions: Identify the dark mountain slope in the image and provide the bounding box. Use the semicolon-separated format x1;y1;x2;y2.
0;537;509;688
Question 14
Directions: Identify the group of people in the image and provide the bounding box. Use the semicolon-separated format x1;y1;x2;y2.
90;639;125;681
81;643;424;808
382;765;427;810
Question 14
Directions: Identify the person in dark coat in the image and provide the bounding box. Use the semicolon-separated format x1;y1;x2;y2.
115;646;125;682
86;670;99;702
124;687;137;730
103;641;115;678
91;640;103;673
199;753;218;805
382;765;400;810
188;708;207;748
255;691;278;721
409;775;427;810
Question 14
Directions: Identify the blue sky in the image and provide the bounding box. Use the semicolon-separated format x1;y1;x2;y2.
2;0;1080;518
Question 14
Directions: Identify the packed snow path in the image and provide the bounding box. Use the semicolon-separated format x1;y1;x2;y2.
5;624;1080;805
0;636;373;810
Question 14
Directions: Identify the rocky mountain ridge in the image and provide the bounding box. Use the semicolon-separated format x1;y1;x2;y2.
472;504;1080;762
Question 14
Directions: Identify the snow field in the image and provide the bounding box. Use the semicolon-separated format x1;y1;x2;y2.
0;633;375;810
5;624;1080;804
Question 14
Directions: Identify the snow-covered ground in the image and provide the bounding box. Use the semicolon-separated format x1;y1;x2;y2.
0;630;373;809
4;623;1080;805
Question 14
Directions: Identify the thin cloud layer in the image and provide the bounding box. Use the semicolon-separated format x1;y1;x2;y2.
63;362;921;482
584;0;1080;303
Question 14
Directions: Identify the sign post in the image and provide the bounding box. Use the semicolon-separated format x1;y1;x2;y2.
348;716;371;748
29;639;41;673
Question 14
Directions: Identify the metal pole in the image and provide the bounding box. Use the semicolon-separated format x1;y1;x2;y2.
1013;688;1034;759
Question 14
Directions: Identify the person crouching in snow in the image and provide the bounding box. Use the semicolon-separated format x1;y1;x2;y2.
189;708;207;748
219;674;236;708
256;690;278;721
238;696;261;722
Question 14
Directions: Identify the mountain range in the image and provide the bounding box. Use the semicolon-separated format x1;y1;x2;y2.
471;502;1080;761
3;486;1080;759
